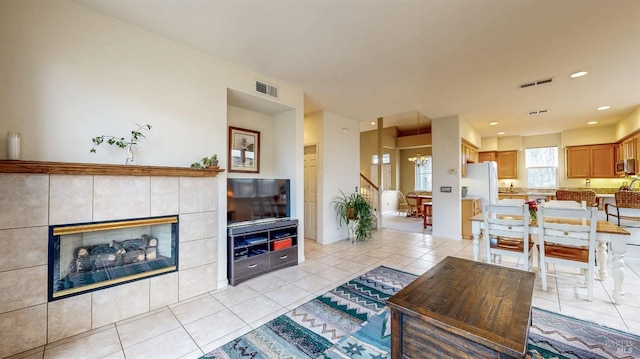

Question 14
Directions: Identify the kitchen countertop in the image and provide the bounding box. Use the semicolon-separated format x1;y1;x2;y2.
499;187;626;196
499;191;614;197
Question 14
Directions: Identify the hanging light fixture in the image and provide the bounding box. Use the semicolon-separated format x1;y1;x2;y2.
408;112;429;167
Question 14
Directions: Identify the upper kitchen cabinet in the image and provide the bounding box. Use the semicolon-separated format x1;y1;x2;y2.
566;146;590;178
497;150;518;179
566;144;615;178
478;151;496;163
461;141;479;177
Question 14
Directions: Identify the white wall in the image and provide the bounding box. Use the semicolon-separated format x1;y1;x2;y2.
460;119;481;148
615;105;640;141
0;0;305;289
432;115;463;240
319;111;360;244
0;0;303;166
227;106;278;177
561;125;618;147
273;109;305;260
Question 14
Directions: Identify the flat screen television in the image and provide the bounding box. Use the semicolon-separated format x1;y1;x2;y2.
227;178;290;225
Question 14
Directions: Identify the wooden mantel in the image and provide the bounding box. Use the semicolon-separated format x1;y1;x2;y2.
0;160;224;177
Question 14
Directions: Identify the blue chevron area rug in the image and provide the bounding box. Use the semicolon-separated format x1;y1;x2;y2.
201;266;640;359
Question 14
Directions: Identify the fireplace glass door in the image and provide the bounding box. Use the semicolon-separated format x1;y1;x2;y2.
49;215;178;301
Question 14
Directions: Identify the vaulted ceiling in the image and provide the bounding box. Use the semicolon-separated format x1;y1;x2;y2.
75;0;640;137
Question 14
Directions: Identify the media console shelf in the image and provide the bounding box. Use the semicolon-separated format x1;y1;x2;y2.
227;218;298;285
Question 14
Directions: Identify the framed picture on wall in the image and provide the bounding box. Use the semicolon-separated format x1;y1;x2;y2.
228;126;260;173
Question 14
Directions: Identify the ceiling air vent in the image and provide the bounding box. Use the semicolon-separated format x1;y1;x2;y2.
256;80;278;99
518;77;554;89
527;109;550;115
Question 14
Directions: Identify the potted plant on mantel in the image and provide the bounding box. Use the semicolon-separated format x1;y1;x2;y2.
90;123;152;164
190;155;219;169
331;188;376;242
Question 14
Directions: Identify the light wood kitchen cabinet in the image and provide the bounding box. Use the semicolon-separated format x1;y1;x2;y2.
460;142;479;177
566;146;590;178
615;143;624;163
497;151;518;179
591;145;615;178
478;151;496;163
621;138;635;161
566;144;615;178
461;198;481;239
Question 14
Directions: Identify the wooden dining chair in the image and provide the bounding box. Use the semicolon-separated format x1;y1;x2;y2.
405;192;419;219
537;206;598;301
397;191;409;216
483;203;533;271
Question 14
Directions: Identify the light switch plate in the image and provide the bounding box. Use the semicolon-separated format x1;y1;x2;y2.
440;186;452;193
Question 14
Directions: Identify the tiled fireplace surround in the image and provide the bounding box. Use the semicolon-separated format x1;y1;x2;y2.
0;164;221;358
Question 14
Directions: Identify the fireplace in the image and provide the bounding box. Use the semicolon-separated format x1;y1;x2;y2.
48;215;179;301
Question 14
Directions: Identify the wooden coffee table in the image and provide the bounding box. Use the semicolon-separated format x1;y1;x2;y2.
387;256;535;358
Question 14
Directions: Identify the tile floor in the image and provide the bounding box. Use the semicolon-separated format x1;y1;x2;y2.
11;228;640;359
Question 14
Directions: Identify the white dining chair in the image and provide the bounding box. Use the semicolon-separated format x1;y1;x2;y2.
497;198;526;206
543;200;583;209
483;203;533;271
537;206;598;301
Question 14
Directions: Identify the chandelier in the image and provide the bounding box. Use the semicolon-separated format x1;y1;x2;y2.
409;154;430;167
408;112;429;167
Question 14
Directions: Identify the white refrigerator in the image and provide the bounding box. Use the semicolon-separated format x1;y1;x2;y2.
461;161;499;208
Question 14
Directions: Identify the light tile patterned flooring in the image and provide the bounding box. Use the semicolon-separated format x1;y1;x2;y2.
12;227;640;359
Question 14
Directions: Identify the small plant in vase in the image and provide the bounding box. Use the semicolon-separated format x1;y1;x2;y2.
190;155;219;169
90;124;152;164
527;200;538;223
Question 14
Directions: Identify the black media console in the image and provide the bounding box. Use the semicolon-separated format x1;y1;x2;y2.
227;218;298;285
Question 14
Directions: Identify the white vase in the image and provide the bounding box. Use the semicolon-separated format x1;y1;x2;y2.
7;132;20;160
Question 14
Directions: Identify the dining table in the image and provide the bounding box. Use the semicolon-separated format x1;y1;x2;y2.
470;213;630;304
406;194;431;217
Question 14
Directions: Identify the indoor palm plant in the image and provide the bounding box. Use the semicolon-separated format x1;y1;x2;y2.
332;189;376;242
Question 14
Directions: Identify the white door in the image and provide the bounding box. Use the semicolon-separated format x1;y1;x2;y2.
304;145;318;240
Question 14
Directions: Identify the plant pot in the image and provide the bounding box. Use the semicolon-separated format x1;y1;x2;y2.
348;208;356;220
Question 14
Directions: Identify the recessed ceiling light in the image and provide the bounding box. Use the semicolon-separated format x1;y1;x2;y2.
370;121;375;125
597;106;610;111
490;122;498;126
497;132;505;135
570;71;588;78
587;121;598;125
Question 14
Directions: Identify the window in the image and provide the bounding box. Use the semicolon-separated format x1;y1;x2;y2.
372;153;390;164
525;147;558;188
415;156;433;191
